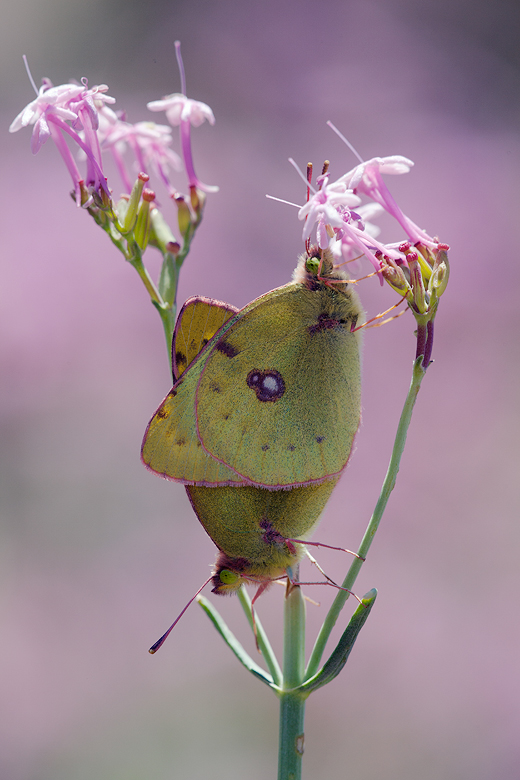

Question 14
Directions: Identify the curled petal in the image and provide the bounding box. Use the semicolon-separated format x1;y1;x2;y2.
147;93;215;127
30;115;51;153
342;155;414;190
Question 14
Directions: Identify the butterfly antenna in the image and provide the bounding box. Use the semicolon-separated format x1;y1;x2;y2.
149;575;213;654
250;582;270;652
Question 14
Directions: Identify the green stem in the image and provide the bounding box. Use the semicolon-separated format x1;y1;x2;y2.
127;250;177;373
156;304;176;375
278;577;307;780
305;357;427;679
128;251;163;307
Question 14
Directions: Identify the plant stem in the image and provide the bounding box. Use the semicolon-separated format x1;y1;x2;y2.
305;357;427;679
278;577;307;780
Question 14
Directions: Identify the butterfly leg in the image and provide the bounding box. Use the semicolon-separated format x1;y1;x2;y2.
353;296;407;331
285;537;365;560
250;581;271;652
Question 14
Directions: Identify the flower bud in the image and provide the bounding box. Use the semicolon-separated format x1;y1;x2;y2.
381;261;411;298
122;172;149;233
134;188;155;250
429;250;450;298
175;194;192;235
189;185;205;216
407;252;428;314
149;206;179;254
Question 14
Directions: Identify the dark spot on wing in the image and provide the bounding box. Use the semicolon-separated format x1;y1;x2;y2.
287;444;296;451
156;407;170;419
175;350;186;366
216;340;238;358
246;369;285;402
176;438;186;446
259;518;296;553
209;381;221;393
308;313;340;334
316;436;325;443
261;444;269;451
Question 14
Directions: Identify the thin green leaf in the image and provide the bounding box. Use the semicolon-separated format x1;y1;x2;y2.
237;586;283;688
197;595;277;689
299;589;377;695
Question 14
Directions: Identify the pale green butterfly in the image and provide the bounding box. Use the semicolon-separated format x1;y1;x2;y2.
142;248;363;489
145;252;363;650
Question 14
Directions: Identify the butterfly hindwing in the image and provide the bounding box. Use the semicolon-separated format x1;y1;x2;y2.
173;296;238;379
142;298;246;486
186;476;339;583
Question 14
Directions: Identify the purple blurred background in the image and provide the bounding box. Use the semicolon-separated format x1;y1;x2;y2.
2;1;520;778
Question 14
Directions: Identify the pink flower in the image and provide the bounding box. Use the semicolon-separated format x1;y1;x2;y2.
292;151;443;283
298;178;361;247
147;93;217;193
10;77;115;203
99;114;182;195
147;93;215;128
340;156;436;247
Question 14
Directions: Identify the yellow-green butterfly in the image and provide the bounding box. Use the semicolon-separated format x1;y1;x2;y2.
142;249;363;490
145;252;363;650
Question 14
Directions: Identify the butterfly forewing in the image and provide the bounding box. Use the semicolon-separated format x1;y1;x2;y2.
195;282;362;487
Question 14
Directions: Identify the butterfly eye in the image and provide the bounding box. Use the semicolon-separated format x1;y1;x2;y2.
305;256;320;275
219;569;240;585
246;369;286;402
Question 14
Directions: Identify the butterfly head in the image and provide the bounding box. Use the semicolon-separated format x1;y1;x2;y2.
210;551;288;595
293;246;349;292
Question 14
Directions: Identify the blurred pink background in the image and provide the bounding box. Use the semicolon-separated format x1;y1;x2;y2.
2;1;520;778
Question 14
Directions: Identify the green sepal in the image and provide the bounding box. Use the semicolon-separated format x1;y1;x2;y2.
158;253;179;309
134;199;152;250
121;175;146;234
149;207;179;254
298;588;377;695
197;595;278;690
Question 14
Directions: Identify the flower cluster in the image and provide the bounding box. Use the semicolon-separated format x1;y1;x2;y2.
9;47;217;253
295;145;449;364
9;46;218;354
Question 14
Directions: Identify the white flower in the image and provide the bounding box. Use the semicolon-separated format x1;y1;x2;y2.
10;80;115;154
147;93;215;128
298;179;361;243
341;155;414;191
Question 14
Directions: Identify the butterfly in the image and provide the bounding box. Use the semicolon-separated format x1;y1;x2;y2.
144;250;364;650
142;249;363;491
